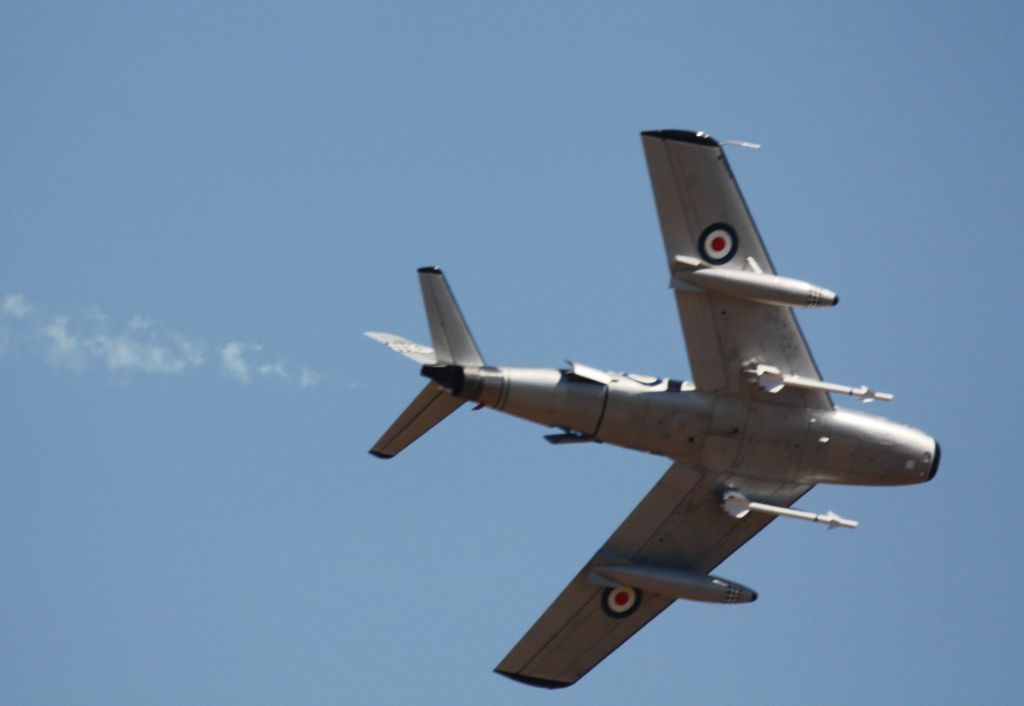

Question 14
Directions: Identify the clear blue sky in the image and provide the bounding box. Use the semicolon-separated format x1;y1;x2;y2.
2;2;1021;704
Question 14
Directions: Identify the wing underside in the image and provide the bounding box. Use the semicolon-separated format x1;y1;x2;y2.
496;462;810;687
641;130;830;409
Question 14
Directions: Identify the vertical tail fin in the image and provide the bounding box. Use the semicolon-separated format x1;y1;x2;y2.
418;267;484;367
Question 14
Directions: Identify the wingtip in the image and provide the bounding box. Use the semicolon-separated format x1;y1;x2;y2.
368;450;394;460
494;669;573;689
417;266;443;274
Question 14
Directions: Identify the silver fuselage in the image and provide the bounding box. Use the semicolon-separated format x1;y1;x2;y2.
450;365;938;487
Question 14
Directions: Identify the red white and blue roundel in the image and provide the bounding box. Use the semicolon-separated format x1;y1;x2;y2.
601;585;641;619
698;223;739;264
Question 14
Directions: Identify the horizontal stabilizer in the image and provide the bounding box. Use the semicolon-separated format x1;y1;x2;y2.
365;331;436;365
370;382;464;459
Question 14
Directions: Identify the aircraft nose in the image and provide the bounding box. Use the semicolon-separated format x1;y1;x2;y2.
927;441;941;481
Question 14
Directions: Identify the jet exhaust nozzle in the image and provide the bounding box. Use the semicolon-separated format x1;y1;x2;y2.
421;364;465;395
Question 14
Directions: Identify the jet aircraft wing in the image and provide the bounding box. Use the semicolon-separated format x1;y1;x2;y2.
497;131;826;687
496;462;810;687
641;130;830;408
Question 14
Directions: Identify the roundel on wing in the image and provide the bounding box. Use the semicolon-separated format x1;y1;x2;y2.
601;586;641;619
698;223;739;264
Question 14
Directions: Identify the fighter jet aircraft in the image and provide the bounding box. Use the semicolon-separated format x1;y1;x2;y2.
367;130;940;688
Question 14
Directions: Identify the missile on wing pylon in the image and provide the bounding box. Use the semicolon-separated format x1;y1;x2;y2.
723;490;860;529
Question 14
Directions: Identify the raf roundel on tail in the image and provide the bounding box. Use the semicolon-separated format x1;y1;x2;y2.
366;129;940;689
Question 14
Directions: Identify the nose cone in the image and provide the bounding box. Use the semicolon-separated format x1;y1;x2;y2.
927;441;941;481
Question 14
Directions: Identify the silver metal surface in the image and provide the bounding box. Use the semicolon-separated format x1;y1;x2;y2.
643;131;829;404
368;382;463;458
673;259;839;308
418;267;484;367
368;129;940;689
